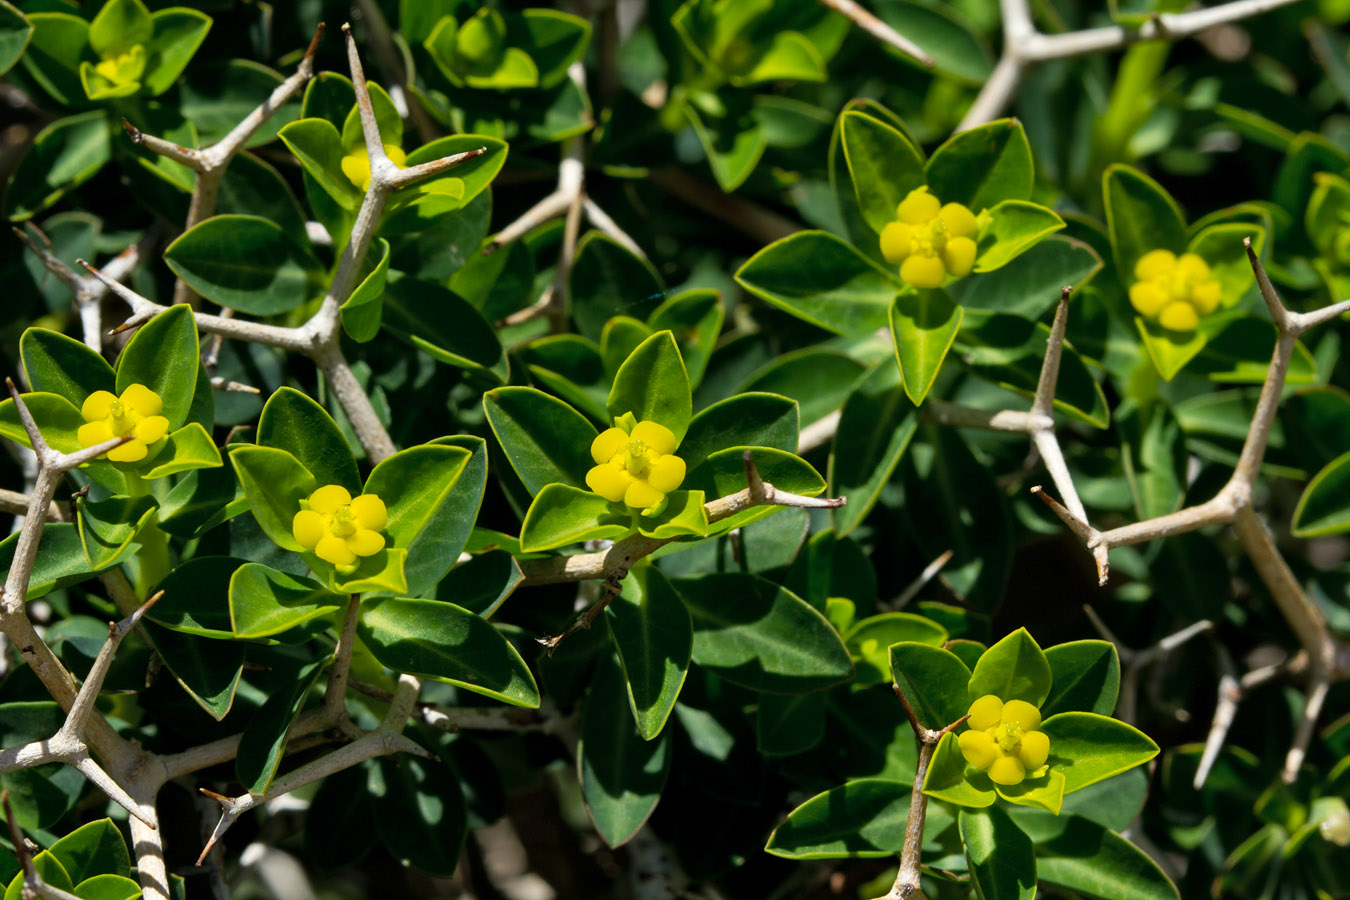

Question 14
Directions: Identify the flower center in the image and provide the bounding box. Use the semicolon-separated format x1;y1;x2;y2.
624;440;649;476
914;218;949;257
330;505;357;538
107;399;137;435
995;722;1022;753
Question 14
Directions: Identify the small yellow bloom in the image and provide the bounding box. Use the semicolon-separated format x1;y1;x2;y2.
879;187;980;290
1129;249;1222;332
292;485;388;567
94;44;147;85
957;694;1050;787
340;144;408;192
585;418;687;511
77;384;170;463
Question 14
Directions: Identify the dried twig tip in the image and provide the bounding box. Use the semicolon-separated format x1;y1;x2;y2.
305;22;326;59
121;117;143;143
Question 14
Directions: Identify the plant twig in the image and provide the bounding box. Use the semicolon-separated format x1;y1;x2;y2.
818;0;935;67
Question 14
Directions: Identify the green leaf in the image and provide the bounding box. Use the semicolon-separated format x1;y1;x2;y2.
635;490;708;540
959;805;1037;900
976;200;1066;272
1187;222;1262;310
484;386;597;494
365;443;482;597
968;628;1052;706
995;768;1066;814
257;387;360;495
889;642;973;730
519;483;632;551
89;0;152;57
0;3;32;77
890;289;963;404
1104;163;1187;283
926;119;1034;211
3;852;73;900
683;95;766;192
948;236;1103;319
279;117;362;209
323;547;408;596
647;289;724;390
72;874;143;900
578;653;672;847
515;8;591;87
49;819;131;882
1034;814;1180;900
229;563;344;639
735;231;902;336
75;494;155;569
1190;317;1317;385
922;731;995;807
146;556;240;638
20;12;87;106
341;237;390;342
20;328;115;410
757;690;826;756
143;622;242;719
607;330;692;442
846;612;946;686
568;231;665;342
675;573;854;693
600;316;653;381
680;392;799;472
182;61;299;151
141;7;212;96
839;110;926;235
1293;449;1350;537
236;657;326;793
739;349;867;425
739;29;826;84
436;549;522;618
766;777;911;858
1136;316;1207;382
1040;712;1159;793
113;304;198;432
1042;641;1120;718
381;277;508;382
607;565;692;740
369;737;467;876
830;364;916;537
874;0;992;84
164;214;324;315
140;422;222;479
5;110;112;221
228;445;318;552
359;597;541;707
0;523;133;600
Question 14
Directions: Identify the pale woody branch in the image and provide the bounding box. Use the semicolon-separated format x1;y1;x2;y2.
1035;242;1348;782
817;0;934;68
959;0;1301;131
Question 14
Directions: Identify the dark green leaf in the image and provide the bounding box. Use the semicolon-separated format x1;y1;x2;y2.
5;110;112;222
1042;641;1120;718
257;387;360;494
960;805;1037;900
20;328;116;410
484;386;597;493
607;330;692;442
606;565;692;740
889;642;973;730
164;214;324;315
236;657;326;793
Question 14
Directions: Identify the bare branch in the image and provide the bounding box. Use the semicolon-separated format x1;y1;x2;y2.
819;0;935;67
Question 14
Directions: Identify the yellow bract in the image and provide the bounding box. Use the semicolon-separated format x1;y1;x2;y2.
1128;249;1222;332
77;384;170;463
341;144;408;192
292;484;388;567
585;418;687;511
957;694;1050;787
95;44;147;85
879;187;980;290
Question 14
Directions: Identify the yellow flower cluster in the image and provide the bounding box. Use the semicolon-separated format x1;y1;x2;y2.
879;187;979;290
292;485;388;567
341;144;407;192
957;694;1050;786
585;419;686;511
77;385;169;463
1129;250;1221;332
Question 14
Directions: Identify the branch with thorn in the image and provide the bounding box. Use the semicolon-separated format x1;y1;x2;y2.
518;450;846;601
869;685;969;900
1034;240;1350;782
1082;606;1213;724
86;23;487;465
818;0;934;67
123;23;324;306
958;0;1300;131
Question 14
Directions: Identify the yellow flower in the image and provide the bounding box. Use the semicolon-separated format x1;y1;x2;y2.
879;187;980;290
957;694;1050;787
77;384;170;463
292;485;388;567
585;418;687;511
1128;249;1222;332
94;44;147;85
341;144;407;192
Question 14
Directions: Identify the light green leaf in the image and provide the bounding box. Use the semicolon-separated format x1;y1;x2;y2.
21;328;116;410
141;422;222;479
1104;163;1187;283
279;117;362;209
228;445;317;552
680;392;799;472
1043;641;1120;718
675;573;854;694
684;446;825;534
839;110;926;235
75;494;155;569
890;289;963;404
765;778;912;858
922;731;995;807
49;818;131;882
164;214;324;315
141;7;212;96
1040;712;1160;793
960;805;1037;900
1293;449;1350;537
257;387;360;494
845;612;946;686
647;289;724;390
341;237;390;342
968;627;1051;706
5;110;112;221
519;483;633;552
736;231;902;336
229;563;343;639
889;642;973;731
996;769;1066;815
485;386;597;494
0;3;33;77
607;331;692;442
975;200;1065;272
